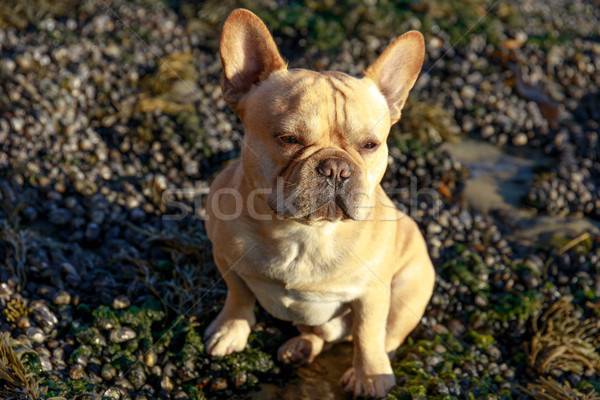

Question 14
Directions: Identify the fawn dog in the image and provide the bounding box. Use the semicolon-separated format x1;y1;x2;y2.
204;9;434;398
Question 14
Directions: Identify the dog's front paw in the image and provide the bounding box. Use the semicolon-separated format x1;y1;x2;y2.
204;318;251;356
340;365;396;398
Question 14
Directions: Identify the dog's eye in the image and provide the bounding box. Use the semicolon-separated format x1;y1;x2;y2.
363;142;379;150
279;135;299;145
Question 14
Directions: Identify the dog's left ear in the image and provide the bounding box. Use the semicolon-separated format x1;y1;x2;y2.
364;32;425;124
220;9;287;113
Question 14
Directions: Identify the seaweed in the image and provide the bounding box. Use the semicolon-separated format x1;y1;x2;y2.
2;296;30;324
440;247;490;293
0;332;41;400
527;295;600;375
519;377;600;400
0;221;30;286
394;98;462;146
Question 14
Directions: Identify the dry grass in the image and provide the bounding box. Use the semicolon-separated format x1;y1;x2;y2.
528;295;600;375
0;333;40;400
114;224;222;316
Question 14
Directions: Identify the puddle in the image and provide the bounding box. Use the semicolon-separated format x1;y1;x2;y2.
249;343;353;400
441;138;600;245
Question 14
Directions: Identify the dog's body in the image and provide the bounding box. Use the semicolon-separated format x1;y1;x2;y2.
204;9;435;397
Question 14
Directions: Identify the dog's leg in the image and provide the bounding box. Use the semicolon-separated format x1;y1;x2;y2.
278;310;352;365
341;289;395;398
384;261;434;359
204;256;256;356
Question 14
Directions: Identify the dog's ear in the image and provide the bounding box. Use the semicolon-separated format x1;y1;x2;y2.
364;31;425;124
220;9;287;112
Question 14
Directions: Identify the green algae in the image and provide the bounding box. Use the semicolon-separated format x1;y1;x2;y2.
92;306;120;331
41;378;95;399
254;0;512;52
390;333;497;400
441;246;490;293
467;331;496;351
488;290;540;325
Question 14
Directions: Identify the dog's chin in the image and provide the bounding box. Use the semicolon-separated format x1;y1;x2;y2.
271;200;358;223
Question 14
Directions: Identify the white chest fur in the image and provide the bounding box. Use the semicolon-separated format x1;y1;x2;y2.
229;221;366;326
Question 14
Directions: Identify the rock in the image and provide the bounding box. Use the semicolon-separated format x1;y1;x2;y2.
128;364;147;390
161;375;174;391
48;208;72;225
110;327;137;343
25;326;46;343
512;133;528;146
210;377;228;391
102;364;118;381
112;295;131;310
53;291;71;305
85;222;101;241
104;387;121;400
70;364;87;380
460;85;476;100
474;294;489;308
481;125;494;138
144;351;157;368
130;207;146;223
39;356;53;372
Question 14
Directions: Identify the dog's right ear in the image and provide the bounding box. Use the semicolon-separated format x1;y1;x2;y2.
220;9;287;112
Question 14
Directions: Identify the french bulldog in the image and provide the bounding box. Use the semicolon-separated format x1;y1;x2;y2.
204;9;435;398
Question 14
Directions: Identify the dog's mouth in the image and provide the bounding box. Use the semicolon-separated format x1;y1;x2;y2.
306;198;353;221
269;195;357;222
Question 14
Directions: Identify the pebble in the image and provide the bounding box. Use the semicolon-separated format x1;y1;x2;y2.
53;291;72;305
128;364;147;390
113;295;131;310
474;294;489;308
161;375;174;391
210;377;228;391
48;208;72;226
85;222;101;241
104;387;121;400
102;364;118;381
512;133;528;146
39;356;53;372
144;351;158;368
110;327;137;343
70;364;87;380
17;316;31;329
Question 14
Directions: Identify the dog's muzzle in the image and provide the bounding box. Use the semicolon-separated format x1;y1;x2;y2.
269;156;365;222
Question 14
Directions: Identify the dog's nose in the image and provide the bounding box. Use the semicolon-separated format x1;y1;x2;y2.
316;158;352;181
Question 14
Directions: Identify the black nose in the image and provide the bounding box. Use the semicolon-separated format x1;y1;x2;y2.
316;158;352;181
